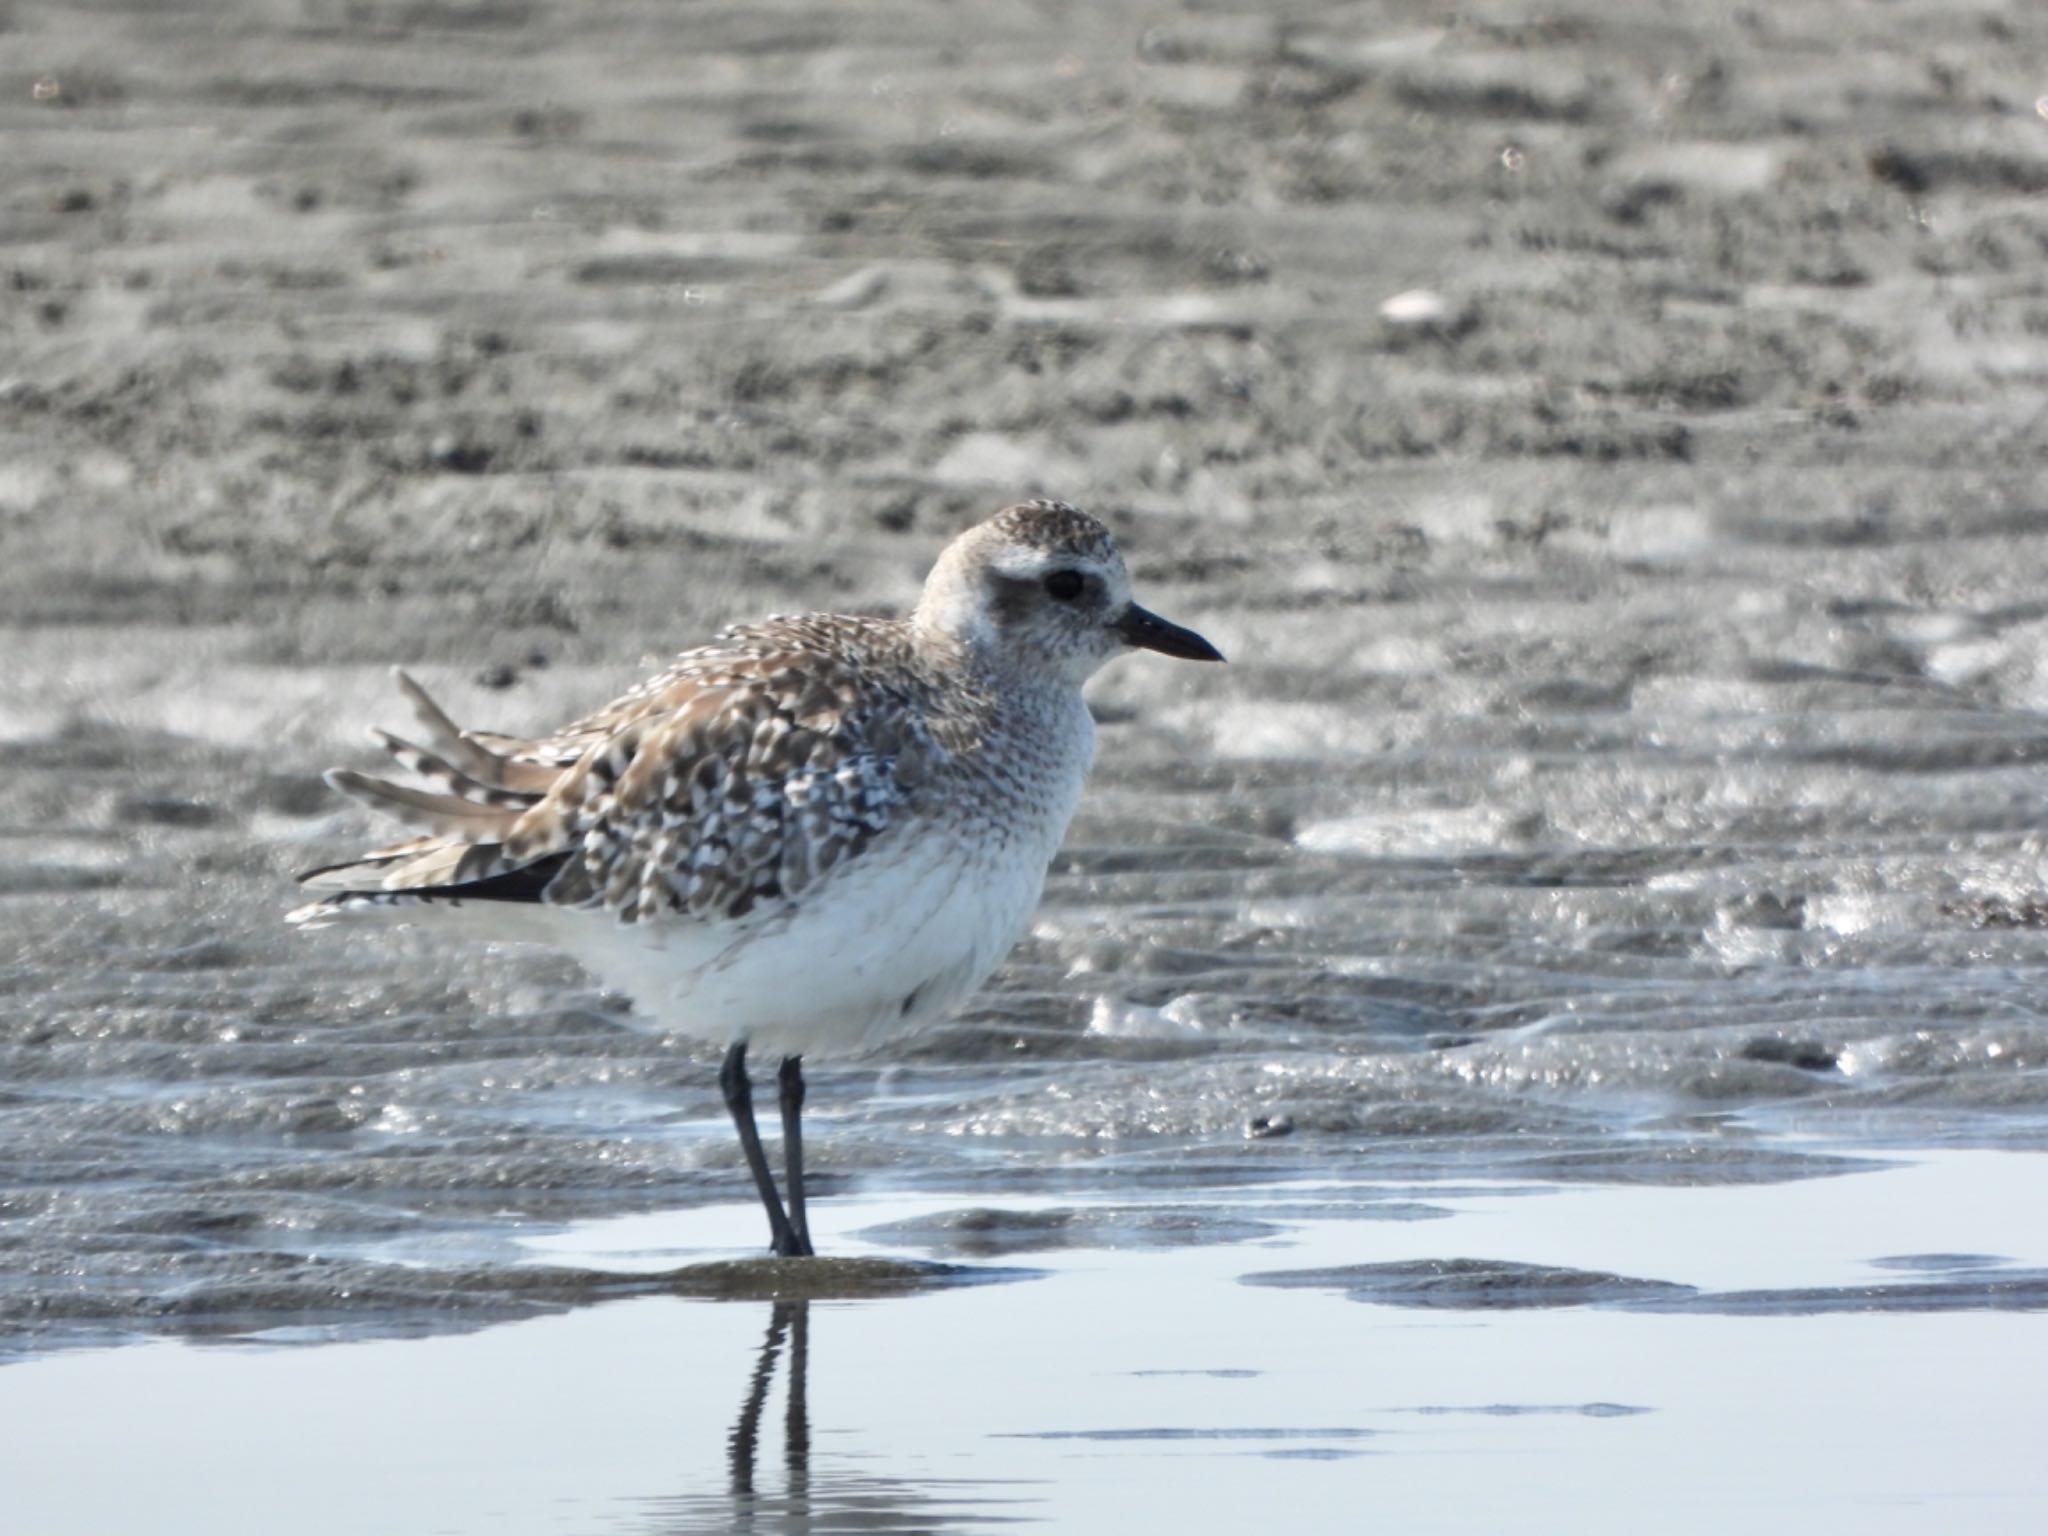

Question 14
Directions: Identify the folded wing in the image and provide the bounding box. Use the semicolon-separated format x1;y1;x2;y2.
291;641;935;930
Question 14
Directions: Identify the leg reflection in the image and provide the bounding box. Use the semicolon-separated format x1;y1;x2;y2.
727;1301;811;1521
785;1301;809;1496
650;1295;1039;1532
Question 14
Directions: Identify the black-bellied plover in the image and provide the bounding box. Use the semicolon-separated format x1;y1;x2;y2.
289;500;1223;1256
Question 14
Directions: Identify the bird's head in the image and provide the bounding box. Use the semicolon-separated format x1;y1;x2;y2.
914;499;1223;686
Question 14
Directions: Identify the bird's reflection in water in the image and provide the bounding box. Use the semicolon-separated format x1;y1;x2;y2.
638;1300;1040;1534
729;1302;807;1512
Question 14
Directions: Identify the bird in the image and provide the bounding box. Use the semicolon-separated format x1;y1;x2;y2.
288;499;1223;1257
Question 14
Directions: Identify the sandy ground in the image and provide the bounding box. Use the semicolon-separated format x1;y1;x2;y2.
8;0;2048;1332
7;0;2048;1047
6;0;2047;712
6;0;2048;1006
7;5;2048;1528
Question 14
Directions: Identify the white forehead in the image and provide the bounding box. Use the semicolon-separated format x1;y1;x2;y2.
980;538;1124;581
914;500;1136;649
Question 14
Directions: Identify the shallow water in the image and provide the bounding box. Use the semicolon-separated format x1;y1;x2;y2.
8;0;2048;1349
4;1152;2046;1536
8;0;2048;1526
8;659;2048;1353
11;602;2048;1351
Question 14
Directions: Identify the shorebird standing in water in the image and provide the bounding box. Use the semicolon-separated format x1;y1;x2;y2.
289;500;1223;1256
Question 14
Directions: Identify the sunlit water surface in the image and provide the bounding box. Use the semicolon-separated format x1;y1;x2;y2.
3;1152;2045;1536
12;515;2048;1536
9;0;2048;1528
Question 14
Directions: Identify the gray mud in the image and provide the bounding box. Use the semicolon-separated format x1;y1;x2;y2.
1243;1256;1698;1308
6;0;2048;1350
1247;1242;2048;1315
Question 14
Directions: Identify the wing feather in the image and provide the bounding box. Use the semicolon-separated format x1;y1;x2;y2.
322;769;526;838
293;622;944;929
507;654;934;925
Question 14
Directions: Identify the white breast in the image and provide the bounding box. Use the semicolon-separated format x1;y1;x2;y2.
552;832;1029;1056
556;698;1093;1058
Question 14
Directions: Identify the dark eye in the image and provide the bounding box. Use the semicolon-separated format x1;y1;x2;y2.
1043;570;1084;601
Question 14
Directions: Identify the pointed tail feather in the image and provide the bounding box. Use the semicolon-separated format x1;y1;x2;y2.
287;852;570;928
322;768;527;838
392;668;507;784
370;729;540;810
297;835;442;890
392;670;562;792
294;670;577;932
297;837;513;894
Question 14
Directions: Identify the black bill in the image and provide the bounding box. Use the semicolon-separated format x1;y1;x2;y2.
1115;602;1225;662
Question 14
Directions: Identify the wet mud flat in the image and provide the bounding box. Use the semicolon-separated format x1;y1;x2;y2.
5;9;2048;1524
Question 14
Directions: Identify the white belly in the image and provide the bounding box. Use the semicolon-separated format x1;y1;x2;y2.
554;823;1055;1057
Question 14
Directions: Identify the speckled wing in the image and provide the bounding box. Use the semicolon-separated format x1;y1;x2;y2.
502;626;941;926
294;620;946;930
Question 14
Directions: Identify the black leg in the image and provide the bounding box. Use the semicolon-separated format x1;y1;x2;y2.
720;1041;802;1257
727;1301;810;1524
728;1303;789;1499
777;1055;815;1257
785;1301;810;1501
